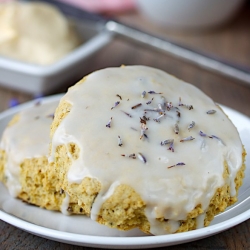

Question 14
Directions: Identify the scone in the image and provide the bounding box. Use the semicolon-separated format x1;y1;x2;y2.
49;66;246;235
0;98;84;215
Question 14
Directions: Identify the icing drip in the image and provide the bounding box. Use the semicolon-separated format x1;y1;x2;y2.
0;100;59;197
60;192;71;215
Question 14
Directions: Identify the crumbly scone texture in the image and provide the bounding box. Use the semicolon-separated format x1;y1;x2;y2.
50;99;247;234
0;114;84;215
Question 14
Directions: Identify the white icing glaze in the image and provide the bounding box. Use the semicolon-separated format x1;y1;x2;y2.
0;100;59;197
50;66;243;235
60;192;71;215
196;213;206;229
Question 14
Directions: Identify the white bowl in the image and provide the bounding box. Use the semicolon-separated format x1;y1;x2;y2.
136;0;245;30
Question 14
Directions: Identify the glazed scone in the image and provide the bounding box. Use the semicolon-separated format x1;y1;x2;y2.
49;66;246;235
0;99;84;215
0;1;80;65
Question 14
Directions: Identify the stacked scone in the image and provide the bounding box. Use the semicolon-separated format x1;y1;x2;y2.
0;99;83;215
0;66;246;235
48;66;246;235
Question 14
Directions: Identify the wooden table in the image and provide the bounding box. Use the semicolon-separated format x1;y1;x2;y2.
1;4;250;250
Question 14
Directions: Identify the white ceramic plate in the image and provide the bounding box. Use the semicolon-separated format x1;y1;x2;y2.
0;95;250;249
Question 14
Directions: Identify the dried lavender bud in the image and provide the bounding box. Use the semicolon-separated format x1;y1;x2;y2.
146;98;154;105
121;110;132;118
131;103;142;109
188;121;195;131
186;105;193;110
168;140;174;152
140;117;147;124
199;131;207;137
166;102;173;111
116;94;122;100
148;91;163;94
144;108;162;112
111;101;120;110
106;117;112;128
179;97;193;110
168;162;185;169
153;113;165;123
129;154;136;159
160;139;174;146
180;136;195;142
207;110;216;114
121;153;136;159
141;91;146;98
138;153;147;163
118;136;122;146
140;123;148;139
174;123;179;134
142;115;150;121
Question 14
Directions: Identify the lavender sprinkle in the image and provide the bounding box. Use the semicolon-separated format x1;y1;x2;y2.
121;110;132;118
168;162;185;169
121;154;136;159
207;110;216;114
140;117;147;124
116;94;122;100
166;102;173;111
199;131;207;137
160;139;174;146
180;136;195;142
141;91;146;98
138;153;147;163
118;136;122;146
188;121;195;130
140;123;148;139
111;101;120;110
168;141;175;152
174;123;179;134
153;113;165;123
142;115;150;121
131;103;142;109
146;98;154;105
106;117;112;128
148;91;163;94
144;108;162;112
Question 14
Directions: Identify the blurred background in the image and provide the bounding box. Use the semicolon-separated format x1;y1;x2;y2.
0;0;250;115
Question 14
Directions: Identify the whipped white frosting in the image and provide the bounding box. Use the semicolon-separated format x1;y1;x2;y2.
0;100;58;197
0;1;80;65
50;66;243;234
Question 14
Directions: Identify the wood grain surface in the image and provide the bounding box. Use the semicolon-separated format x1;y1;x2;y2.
0;3;250;250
